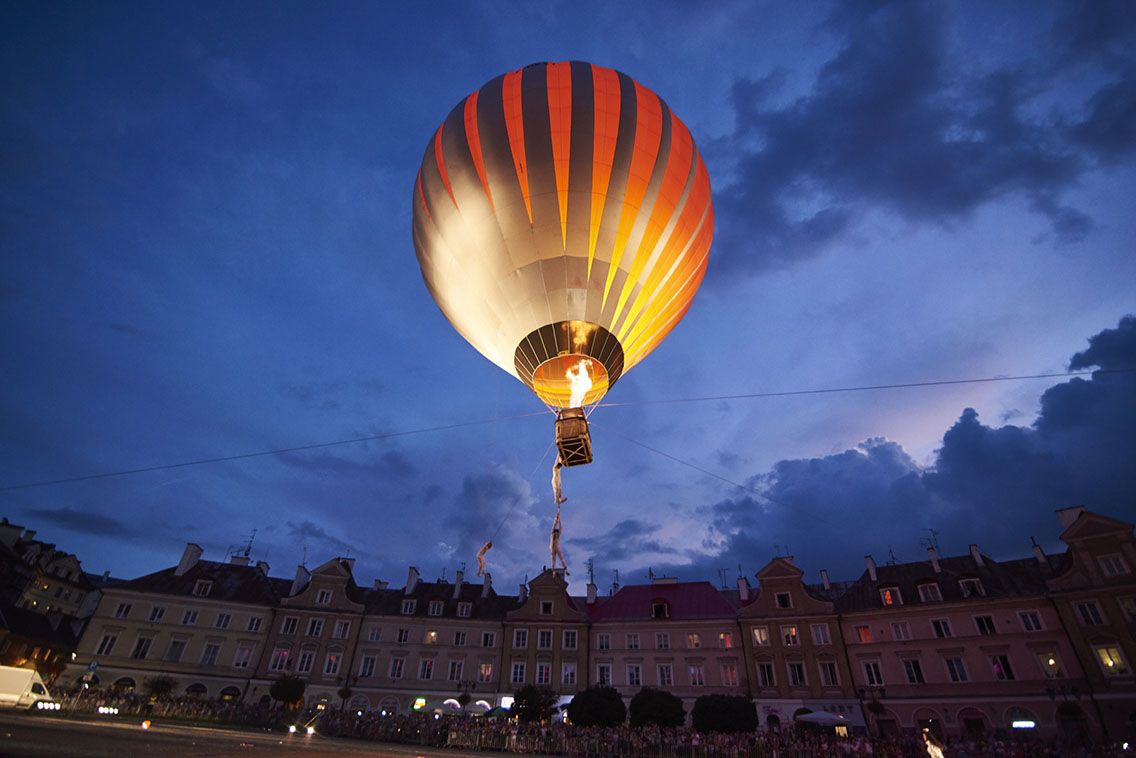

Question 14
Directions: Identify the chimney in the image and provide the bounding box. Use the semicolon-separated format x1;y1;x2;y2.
405;566;420;595
518;583;528;603
452;570;464;599
481;572;492;597
969;544;985;568
23;530;37;542
341;557;356;572
373;579;389;590
865;555;878;582
255;560;271;575
611;578;620;595
820;569;831;591
174;543;203;577
291;564;311;596
737;576;750;602
1056;506;1085;530
586;582;597;605
229;554;250;567
928;547;941;573
1031;538;1048;566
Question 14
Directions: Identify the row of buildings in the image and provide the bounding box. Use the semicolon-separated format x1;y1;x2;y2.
6;507;1134;742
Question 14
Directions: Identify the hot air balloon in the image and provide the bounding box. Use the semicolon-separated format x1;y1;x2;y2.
412;61;713;465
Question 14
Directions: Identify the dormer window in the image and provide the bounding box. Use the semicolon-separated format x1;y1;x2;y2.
457;602;471;618
879;587;902;606
192;580;213;597
429;600;443;616
1099;554;1130;577
316;589;332;605
540;600;553;615
917;583;942;602
401;599;416;615
775;592;792;609
652;601;670;619
959;578;985;598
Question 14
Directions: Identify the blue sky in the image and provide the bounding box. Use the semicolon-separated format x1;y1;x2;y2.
2;1;1134;592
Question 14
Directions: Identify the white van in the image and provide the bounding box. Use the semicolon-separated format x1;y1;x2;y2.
0;665;59;711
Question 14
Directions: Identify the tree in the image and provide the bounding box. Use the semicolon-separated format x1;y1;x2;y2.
691;694;757;734
142;675;178;699
629;687;684;728
566;686;626;727
512;685;558;723
270;675;307;706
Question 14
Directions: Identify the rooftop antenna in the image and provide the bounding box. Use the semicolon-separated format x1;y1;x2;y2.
737;563;744;579
586;558;595;585
243;529;256;558
647;567;655;580
887;546;898;566
773;543;782;556
301;545;308;568
919;528;941;553
441;567;447;581
717;568;729;589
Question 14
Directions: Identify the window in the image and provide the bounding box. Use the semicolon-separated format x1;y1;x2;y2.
512;661;526;684
597;663;611;686
854;625;872;643
215;613;231;630
1037;651;1064;678
655;632;670;649
626;633;640;650
1120;596;1136;624
819;661;839;687
686;632;702;648
201;642;221;666
1099;554;1130;577
864;661;884;686
429;600;443;616
781;625;799;646
879;587;902;606
164;639;186;663
114;603;132;619
959;578;984;598
316;589;332;605
389;658;405;679
182;609;198;625
281;616;298;634
652;602;669;619
689;664;706;686
720;663;738;687
368;626;382;642
931;619;953;638
536;662;551;685
811;624;831;645
454;631;467;646
359;655;376;678
397;628;409;644
322;652;341;679
991;654;1015;680
945;656;968;682
775;592;792;609
757;662;775;687
269;647;289;672
247;617;262;633
1095;646;1129;676
597;633;610;650
401;599;416;615
918;583;942;602
903;658;925;684
478;662;493;682
975;615;997;636
418;658;433;680
296;649;314;674
130;636;154;660
540;600;553;615
513;629;528;648
752;627;770;646
718;632;734;649
457;602;471;618
1076;601;1104;626
563;630;577;650
562;662;576;685
233;643;254;669
96;633;117;656
331;620;349;640
192;580;212;597
306;618;324;637
537;629;553;649
425;630;438;645
1019;611;1043;632
619;663;639;686
482;632;496;648
658;664;674;687
891;622;911;641
149;606;166;623
449;659;464;681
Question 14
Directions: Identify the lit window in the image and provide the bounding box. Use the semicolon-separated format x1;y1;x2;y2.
269;648;289;672
752;627;770;646
990;654;1015;680
1095;646;1129;676
478;662;493;682
687;633;701;648
854;625;872;643
425;630;438;645
561;662;576;685
688;664;706;686
1037;651;1064;678
879;587;902;606
720;663;738;687
718;632;733;649
781;625;799;646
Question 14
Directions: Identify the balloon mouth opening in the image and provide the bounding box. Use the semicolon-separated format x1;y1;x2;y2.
532;354;609;408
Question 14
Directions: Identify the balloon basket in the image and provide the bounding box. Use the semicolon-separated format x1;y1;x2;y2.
555;408;593;467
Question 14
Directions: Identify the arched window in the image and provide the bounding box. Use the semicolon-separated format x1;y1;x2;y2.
349;695;370;712
112;677;135;691
185;683;208;698
219;686;241;702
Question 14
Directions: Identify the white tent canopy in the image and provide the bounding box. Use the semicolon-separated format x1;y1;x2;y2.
795;711;848;725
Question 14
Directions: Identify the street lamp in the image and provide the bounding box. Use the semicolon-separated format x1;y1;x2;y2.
857;686;887;737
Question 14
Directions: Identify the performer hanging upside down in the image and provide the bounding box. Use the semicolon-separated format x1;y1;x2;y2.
551;456;567;505
550;506;568;573
475;540;492;577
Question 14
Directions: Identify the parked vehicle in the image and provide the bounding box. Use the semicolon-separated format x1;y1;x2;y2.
0;665;59;711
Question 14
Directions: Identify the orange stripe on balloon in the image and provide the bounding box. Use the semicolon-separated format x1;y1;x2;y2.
416;171;432;223
433;126;458;208
547;62;572;249
463;91;494;211
502;69;532;224
602;80;662;309
589;64;621;277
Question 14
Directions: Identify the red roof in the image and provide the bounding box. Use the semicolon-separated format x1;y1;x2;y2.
586;581;739;622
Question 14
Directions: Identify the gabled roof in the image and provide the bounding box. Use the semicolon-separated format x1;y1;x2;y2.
113;560;285;605
587;581;738;622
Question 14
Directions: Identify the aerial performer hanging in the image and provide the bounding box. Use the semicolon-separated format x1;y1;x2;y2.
550;504;568;573
410;61;714;566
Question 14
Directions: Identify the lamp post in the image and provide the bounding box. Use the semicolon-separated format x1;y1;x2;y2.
857;686;887;737
458;679;477;715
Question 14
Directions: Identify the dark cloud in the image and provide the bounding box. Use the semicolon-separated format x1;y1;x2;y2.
285;520;358;557
19;506;135;537
570;519;678;563
710;1;1136;277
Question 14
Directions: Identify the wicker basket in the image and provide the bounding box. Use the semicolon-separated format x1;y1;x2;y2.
555;408;593;466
